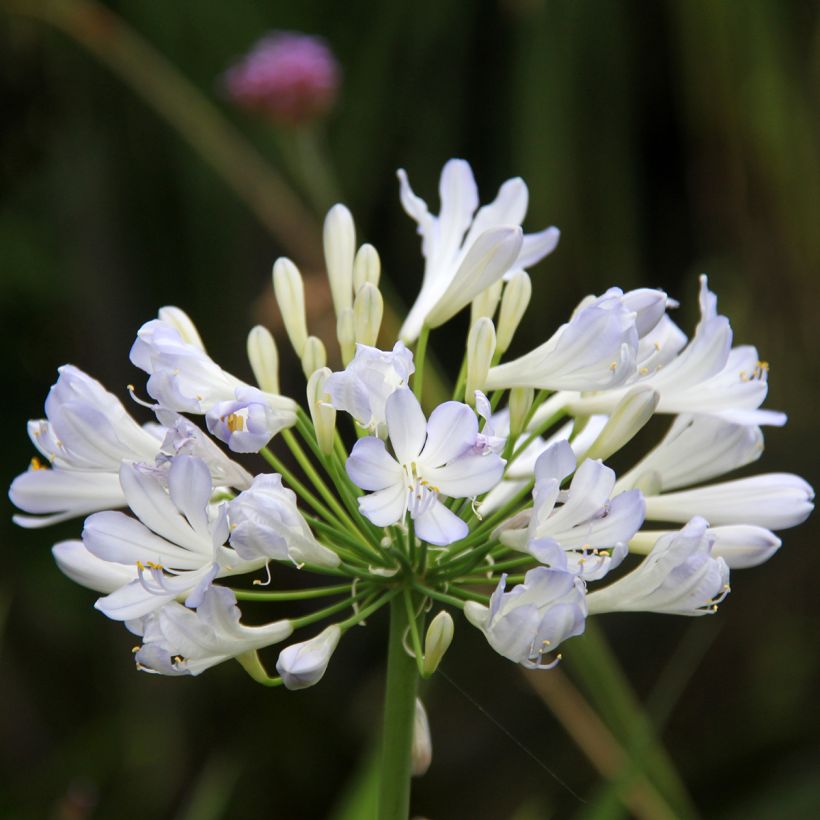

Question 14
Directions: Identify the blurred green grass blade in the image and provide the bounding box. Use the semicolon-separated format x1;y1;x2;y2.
565;623;700;820
328;748;379;820
173;753;241;820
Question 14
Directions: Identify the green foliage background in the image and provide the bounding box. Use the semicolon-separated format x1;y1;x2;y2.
1;1;818;818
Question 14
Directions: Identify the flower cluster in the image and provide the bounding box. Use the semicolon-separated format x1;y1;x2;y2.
10;159;813;695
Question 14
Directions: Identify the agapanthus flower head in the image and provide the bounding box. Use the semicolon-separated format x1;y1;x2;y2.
10;158;813;806
222;32;340;126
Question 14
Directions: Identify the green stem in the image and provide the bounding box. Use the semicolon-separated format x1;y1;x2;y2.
413;325;430;402
378;594;421;820
233;583;352;602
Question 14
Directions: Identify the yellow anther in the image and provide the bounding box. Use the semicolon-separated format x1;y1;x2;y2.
224;412;246;433
131;646;140;653
146;561;163;571
136;560;146;571
639;367;649;376
609;361;618;372
654;341;661;351
30;457;47;471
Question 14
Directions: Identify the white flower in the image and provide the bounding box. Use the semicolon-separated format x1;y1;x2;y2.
629;525;781;570
642;473;814;530
206;386;294;453
345;388;505;546
130;315;297;433
498;440;645;580
275;624;341;689
464;567;587;669
614;415;764;494
485;288;647;392
227;474;340;567
52;540;137;593
324;342;415;435
587;517;730;616
83;456;264;621
10;365;162;528
131;585;293;676
397;159;559;342
566;277;787;427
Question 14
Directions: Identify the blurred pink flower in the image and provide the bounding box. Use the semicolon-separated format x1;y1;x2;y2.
222;32;340;126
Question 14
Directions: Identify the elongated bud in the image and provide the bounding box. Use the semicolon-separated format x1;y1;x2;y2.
272;257;308;356
353;282;383;347
466;317;496;403
323;204;355;317
353;243;381;290
584;386;659;462
495;270;531;354
247;325;279;394
336;308;356;366
422;610;454;677
276;624;341;690
158;306;205;350
301;335;327;379
411;698;432;777
508;386;535;440
426;227;522;328
307;367;336;455
470;279;503;325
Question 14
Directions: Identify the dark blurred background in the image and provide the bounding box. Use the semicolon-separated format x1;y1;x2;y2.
1;1;818;818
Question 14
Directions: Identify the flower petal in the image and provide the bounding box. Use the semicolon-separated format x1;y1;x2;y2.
386;388;427;464
413;498;468;546
420;401;477;467
358;482;407;528
346;437;403;491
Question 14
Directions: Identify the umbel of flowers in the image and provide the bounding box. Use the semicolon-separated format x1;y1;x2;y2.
10;160;813;818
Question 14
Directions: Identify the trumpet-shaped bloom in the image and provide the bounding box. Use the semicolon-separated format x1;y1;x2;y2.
464;568;587;668
83;456;264;621
206;386;294;453
567;277;787;427
614;415;763;494
398;159;559;342
498;440;645;580
131;585;293;676
324;342;415;435
276;624;341;689
52;539;138;593
485;288;647;392
587;517;730;616
346;388;505;545
228;474;340;566
10;365;162;528
130;316;297;432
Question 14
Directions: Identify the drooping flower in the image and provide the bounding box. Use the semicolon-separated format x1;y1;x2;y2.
398;159;559;343
464;568;587;668
130;314;297;445
345;388;505;545
222;32;340;126
586;517;730;616
82;456;264;621
9;365;162;528
275;624;342;689
324;341;415;435
227;474;340;567
498;440;645;580
131;585;293;676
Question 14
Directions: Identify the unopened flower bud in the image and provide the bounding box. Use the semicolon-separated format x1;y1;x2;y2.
247;325;280;394
353;282;383;347
276;624;341;690
422;610;454;676
272;257;308;356
495;270;532;354
336;308;356;366
222;32;340;127
306;367;336;455
301;335;327;378
584;386;659;462
470;279;503;325
353;243;381;290
466;317;496;403
508;386;535;440
324;204;356;318
411;698;432;777
158;306;205;350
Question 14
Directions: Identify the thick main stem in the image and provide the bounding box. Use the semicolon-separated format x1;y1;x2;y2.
378;593;420;819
